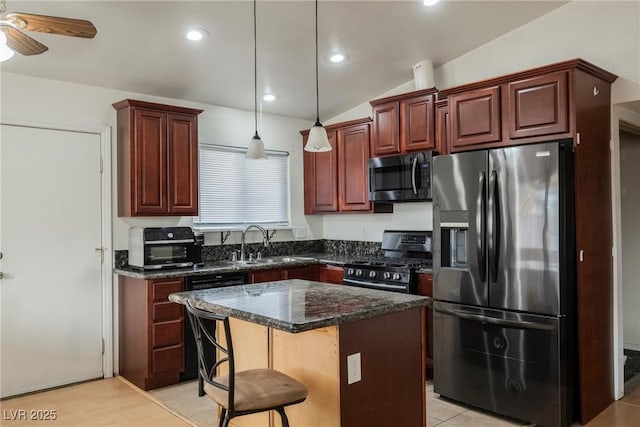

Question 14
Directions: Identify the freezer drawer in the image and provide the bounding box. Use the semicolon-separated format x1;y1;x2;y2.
433;301;574;427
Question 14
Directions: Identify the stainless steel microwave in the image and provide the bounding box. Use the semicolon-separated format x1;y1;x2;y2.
368;151;434;202
128;227;196;270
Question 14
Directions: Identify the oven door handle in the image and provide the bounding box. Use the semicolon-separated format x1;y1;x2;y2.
435;307;555;331
343;278;407;292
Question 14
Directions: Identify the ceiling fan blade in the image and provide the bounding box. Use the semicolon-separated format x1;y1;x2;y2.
2;26;48;55
6;13;97;39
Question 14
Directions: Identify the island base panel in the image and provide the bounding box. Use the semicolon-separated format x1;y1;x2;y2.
339;308;426;427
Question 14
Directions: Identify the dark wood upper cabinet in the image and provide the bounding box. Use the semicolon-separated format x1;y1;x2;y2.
508;71;570;139
370;89;438;157
339;122;371;212
301;118;383;215
435;99;449;155
371;101;400;156
303;130;338;214
449;86;501;151
113;99;203;217
401;94;436;152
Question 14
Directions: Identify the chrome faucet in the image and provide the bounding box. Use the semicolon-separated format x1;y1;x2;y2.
240;224;269;262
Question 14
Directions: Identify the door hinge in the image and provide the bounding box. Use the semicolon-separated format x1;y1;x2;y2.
610;139;614;151
101;338;105;354
99;157;103;173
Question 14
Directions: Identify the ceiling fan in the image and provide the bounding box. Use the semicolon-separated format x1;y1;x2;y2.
0;0;96;57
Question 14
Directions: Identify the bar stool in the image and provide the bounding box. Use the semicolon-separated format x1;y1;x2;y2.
185;300;308;427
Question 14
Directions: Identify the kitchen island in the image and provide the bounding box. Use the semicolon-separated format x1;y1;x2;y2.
169;279;430;427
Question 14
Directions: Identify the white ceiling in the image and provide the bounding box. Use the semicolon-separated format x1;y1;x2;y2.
0;1;569;121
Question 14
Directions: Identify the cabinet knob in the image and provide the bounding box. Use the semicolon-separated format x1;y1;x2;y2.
593;86;600;96
0;272;4;279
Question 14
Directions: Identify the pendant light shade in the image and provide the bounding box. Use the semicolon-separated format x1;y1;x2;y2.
304;0;331;153
247;133;268;159
246;0;267;159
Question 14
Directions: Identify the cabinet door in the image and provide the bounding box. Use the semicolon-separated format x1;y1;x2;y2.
287;265;320;281
372;101;400;156
303;130;338;214
320;265;344;284
401;94;435;152
449;86;501;151
339;123;371;212
133;108;167;214
249;268;287;283
435;100;449;155
508;71;569;140
167;113;199;215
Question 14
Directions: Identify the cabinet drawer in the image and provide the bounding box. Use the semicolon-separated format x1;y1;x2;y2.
152;319;183;348
153;301;183;322
152;344;184;374
151;279;182;301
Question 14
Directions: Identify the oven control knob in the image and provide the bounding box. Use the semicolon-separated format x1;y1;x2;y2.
392;273;401;281
383;272;391;280
347;268;354;275
369;271;376;278
356;269;363;277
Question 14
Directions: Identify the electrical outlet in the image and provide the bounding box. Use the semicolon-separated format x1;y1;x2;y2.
293;227;306;239
347;352;361;385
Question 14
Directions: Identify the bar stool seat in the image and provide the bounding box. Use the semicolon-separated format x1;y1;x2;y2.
204;368;307;412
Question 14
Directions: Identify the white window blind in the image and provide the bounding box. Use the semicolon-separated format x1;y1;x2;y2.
195;144;290;227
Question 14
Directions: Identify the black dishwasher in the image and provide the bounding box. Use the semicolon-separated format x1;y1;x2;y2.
181;272;246;383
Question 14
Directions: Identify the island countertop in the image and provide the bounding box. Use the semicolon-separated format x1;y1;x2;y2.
168;279;431;333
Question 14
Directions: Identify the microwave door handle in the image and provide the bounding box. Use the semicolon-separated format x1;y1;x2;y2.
411;156;418;195
476;172;486;282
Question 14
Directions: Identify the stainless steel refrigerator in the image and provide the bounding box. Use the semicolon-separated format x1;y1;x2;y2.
432;140;577;427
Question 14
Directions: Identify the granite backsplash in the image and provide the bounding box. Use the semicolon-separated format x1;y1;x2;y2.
114;239;382;268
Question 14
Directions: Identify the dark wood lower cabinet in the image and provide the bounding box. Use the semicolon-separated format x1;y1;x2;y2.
249;265;322;283
119;276;184;391
320;264;344;284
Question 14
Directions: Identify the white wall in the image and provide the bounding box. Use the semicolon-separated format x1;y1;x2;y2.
0;72;322;251
620;128;640;352
320;0;640;242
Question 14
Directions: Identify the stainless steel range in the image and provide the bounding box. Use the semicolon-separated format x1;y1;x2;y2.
342;230;432;294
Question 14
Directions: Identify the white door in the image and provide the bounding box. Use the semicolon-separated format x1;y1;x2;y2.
0;124;104;397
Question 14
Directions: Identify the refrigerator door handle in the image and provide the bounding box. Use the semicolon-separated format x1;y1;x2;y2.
411;156;418;194
434;307;555;331
476;171;486;281
488;170;500;282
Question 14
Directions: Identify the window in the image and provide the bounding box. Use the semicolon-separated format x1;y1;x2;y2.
194;144;290;228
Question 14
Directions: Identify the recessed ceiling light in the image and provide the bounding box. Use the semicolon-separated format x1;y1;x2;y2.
186;28;208;41
263;94;276;102
423;0;440;6
330;53;345;63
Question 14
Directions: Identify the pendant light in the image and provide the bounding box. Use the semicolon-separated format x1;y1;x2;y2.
304;0;332;152
246;0;267;159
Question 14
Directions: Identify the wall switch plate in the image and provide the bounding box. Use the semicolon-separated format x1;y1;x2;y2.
347;352;361;385
293;227;306;239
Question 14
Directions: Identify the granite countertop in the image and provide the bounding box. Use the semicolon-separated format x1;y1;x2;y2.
169;279;431;333
113;253;351;280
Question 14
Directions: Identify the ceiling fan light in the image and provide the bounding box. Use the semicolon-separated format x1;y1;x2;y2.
246;134;268;159
0;31;14;62
305;122;331;152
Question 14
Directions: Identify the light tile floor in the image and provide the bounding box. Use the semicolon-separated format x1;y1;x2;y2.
151;375;640;427
151;380;531;427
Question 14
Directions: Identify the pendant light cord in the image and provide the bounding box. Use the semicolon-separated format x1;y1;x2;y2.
253;0;259;137
315;0;320;124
